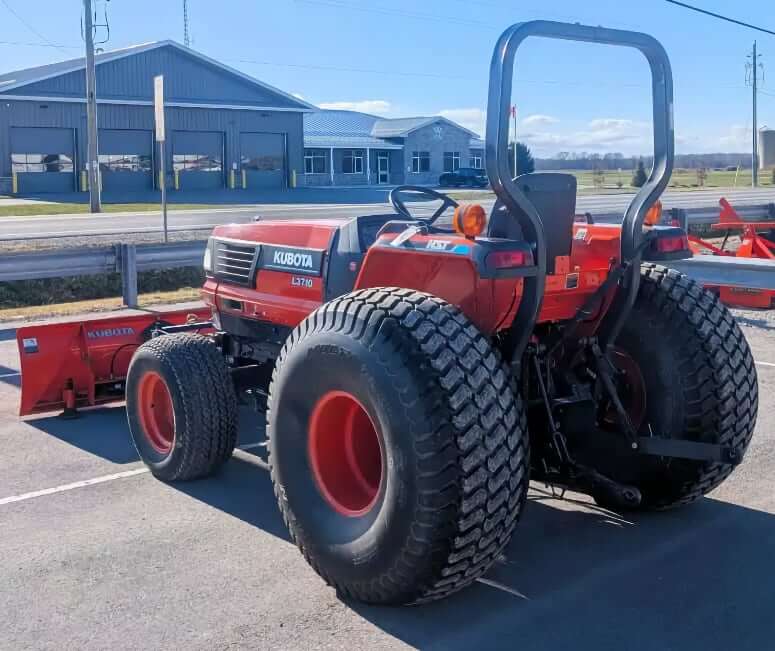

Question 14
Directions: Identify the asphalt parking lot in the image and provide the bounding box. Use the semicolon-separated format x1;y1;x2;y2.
1;309;774;650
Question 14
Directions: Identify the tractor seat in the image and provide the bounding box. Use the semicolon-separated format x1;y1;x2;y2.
487;173;577;274
325;213;408;300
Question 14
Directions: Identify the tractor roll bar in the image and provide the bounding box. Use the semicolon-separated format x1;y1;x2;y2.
485;20;675;362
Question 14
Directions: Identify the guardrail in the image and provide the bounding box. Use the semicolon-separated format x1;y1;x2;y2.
668;255;775;290
0;240;206;307
0;225;214;243
595;202;775;226
2;237;773;312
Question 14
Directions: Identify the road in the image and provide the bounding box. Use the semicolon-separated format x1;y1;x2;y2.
2;186;775;240
1;308;774;650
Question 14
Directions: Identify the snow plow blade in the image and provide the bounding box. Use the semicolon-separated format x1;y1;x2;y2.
17;308;211;417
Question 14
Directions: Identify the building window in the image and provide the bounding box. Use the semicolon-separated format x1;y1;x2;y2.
304;149;326;174
342;149;364;174
11;153;73;173
470;154;483;169
173;154;222;172
98;154;151;173
411;151;430;173
443;151;461;173
242;153;283;172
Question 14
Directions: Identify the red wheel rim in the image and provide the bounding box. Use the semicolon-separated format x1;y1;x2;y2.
604;348;647;431
308;391;383;517
137;371;175;454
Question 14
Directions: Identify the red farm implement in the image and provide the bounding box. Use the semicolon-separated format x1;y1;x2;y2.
682;197;775;308
16;308;210;417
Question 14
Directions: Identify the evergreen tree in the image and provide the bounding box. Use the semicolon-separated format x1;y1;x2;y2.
631;158;648;187
508;142;535;177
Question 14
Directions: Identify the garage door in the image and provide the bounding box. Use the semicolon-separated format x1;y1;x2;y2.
240;132;285;189
99;129;153;192
10;127;75;193
172;131;224;190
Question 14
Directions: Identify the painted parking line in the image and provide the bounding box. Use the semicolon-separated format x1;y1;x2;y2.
0;443;266;508
475;577;528;600
756;361;775;368
0;468;150;506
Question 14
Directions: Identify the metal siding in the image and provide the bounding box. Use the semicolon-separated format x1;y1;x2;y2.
13;46;301;108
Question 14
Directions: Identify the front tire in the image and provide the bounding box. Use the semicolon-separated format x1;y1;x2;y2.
593;264;758;509
126;333;238;481
268;288;530;605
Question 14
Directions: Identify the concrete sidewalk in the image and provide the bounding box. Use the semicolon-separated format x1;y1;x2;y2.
0;196;54;206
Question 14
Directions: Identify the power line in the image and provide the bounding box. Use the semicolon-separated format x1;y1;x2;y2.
228;56;657;89
228;57;477;81
664;1;775;37
0;40;80;49
0;0;72;55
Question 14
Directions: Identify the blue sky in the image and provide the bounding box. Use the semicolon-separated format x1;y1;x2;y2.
0;0;773;156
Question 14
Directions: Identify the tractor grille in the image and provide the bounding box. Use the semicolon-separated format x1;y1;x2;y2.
213;240;258;286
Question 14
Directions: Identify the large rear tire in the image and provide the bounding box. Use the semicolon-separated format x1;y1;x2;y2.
267;288;529;605
593;264;758;510
126;333;238;481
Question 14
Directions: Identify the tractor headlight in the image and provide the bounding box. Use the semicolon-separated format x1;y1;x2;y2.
203;238;214;274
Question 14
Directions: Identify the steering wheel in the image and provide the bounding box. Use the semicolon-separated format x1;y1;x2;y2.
389;186;459;225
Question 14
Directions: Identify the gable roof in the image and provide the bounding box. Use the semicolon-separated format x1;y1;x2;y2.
371;116;479;139
0;40;315;111
303;110;481;149
304;110;403;149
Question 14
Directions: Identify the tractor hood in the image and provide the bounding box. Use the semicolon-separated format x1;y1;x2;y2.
211;219;343;251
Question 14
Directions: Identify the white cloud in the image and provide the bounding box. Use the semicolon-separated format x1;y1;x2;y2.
718;124;751;149
521;114;559;127
318;100;392;115
588;118;638;131
520;117;651;156
438;108;486;138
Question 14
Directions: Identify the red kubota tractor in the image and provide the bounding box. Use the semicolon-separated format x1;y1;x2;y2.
17;21;758;605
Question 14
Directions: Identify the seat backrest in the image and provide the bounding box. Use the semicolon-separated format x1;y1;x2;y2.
325;214;404;300
487;172;577;274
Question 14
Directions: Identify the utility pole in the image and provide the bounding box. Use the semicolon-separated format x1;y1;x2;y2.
183;0;191;47
747;41;763;187
83;0;101;212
